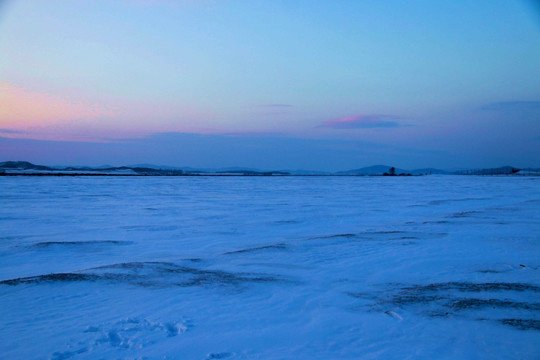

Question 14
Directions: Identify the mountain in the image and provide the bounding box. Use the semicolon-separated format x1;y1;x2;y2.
1;161;535;176
215;167;261;173
0;161;183;175
127;164;183;170
0;161;53;171
0;161;288;176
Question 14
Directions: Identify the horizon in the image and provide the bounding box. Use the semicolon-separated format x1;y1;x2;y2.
1;1;540;169
0;158;534;174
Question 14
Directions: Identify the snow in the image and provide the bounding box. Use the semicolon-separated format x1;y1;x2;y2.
1;175;539;359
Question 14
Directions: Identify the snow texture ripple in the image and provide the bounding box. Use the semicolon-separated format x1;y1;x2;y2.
1;176;539;359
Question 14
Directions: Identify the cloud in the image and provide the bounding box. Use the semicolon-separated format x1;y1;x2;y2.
320;115;403;129
480;101;540;112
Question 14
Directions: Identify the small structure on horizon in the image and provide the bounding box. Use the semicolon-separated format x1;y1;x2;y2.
383;166;412;176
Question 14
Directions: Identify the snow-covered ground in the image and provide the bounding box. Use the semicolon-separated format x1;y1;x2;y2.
1;175;539;359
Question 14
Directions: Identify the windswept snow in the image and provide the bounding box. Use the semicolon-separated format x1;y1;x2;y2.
1;176;539;359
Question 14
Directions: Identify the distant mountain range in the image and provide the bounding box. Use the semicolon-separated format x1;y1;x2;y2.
0;161;287;176
0;161;538;176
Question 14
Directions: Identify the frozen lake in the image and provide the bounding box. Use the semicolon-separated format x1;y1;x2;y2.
1;176;539;359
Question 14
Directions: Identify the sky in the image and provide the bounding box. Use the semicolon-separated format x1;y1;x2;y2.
0;0;539;171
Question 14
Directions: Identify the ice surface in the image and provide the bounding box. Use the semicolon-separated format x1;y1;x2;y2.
1;176;539;359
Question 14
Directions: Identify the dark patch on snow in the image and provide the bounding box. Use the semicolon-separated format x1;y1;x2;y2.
393;294;450;305
0;273;102;285
448;298;540;311
32;240;131;247
0;216;30;221
309;233;357;240
309;231;410;241
400;241;417;246
360;231;407;235
120;225;178;231
429;197;490;205
310;231;447;243
207;352;234;359
447;210;482;218
401;282;540;293
51;347;88;360
224;243;287;255
499;318;540;330
273;220;300;224
1;261;285;288
348;281;540;325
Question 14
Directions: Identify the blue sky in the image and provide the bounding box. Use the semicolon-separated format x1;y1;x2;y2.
0;0;539;170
